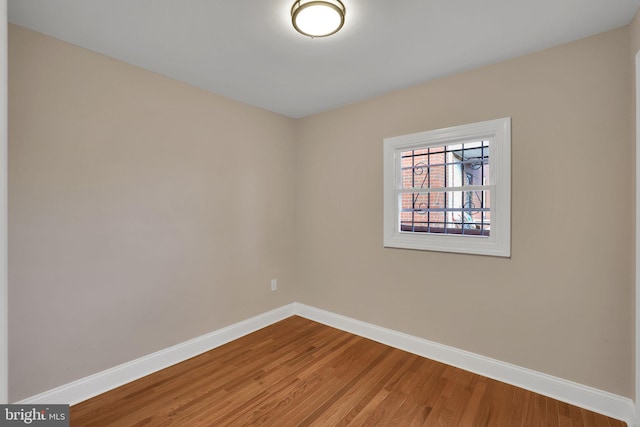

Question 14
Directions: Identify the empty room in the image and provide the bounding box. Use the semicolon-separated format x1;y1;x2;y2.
2;0;640;425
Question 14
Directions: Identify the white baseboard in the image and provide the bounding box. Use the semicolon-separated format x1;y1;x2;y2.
292;303;637;427
16;302;637;426
17;304;296;406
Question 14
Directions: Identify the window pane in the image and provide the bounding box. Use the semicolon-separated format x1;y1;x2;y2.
400;191;490;236
401;141;490;190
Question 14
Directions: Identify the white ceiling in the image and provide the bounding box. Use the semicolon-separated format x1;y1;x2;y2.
7;0;640;118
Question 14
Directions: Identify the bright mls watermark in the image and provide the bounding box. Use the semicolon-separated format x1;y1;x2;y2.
0;405;68;426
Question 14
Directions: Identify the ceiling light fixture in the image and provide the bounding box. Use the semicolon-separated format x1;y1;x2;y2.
291;0;346;38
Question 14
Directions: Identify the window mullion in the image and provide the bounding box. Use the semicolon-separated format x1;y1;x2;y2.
398;185;491;194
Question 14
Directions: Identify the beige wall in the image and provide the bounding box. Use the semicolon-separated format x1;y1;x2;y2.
631;9;640;404
295;27;633;396
631;10;640;56
8;22;636;402
8;25;296;401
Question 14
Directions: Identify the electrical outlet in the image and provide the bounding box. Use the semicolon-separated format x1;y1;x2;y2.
271;279;277;292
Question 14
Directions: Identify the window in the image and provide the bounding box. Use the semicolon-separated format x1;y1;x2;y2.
383;118;511;257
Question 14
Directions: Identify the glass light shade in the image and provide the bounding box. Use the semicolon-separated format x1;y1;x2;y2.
291;1;346;38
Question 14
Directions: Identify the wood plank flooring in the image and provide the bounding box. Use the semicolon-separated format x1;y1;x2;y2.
71;316;627;426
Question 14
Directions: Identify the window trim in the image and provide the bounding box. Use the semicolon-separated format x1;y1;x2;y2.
383;118;511;257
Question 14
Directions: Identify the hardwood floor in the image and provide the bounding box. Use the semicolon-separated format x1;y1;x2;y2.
71;316;627;426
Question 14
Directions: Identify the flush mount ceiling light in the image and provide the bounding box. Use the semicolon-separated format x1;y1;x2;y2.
291;0;346;38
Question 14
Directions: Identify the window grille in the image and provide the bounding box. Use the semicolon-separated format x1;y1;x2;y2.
400;141;490;236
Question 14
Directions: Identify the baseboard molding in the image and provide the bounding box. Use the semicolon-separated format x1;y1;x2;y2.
17;303;296;406
16;302;637;426
292;303;637;427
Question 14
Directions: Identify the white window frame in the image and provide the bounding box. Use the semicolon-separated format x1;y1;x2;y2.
383;118;511;257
